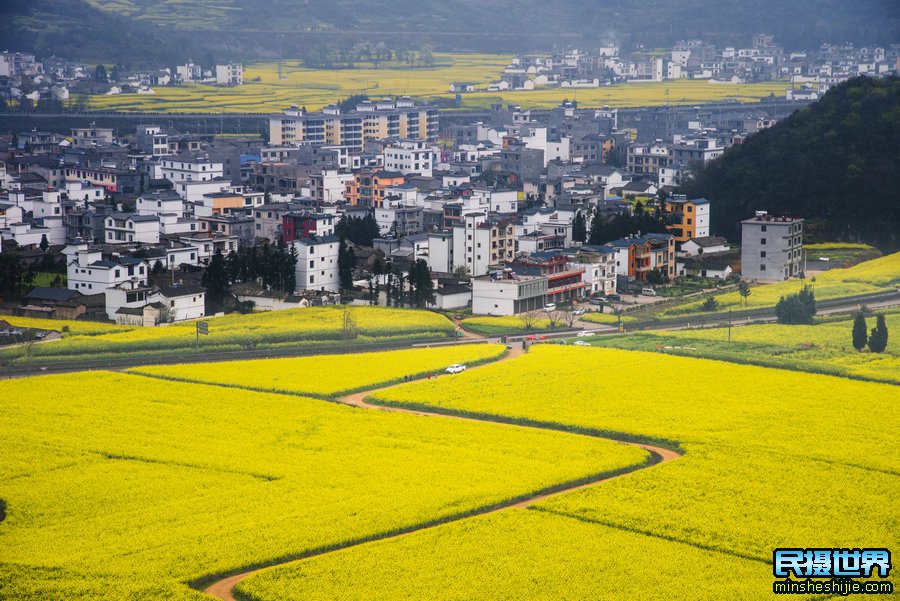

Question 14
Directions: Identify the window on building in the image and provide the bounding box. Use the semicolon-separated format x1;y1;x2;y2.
760;264;766;271
761;225;767;232
760;251;766;258
760;238;767;245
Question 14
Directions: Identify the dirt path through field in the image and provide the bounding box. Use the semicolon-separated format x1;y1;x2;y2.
201;346;681;601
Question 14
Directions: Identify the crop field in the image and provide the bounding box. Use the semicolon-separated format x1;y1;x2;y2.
579;311;637;326
661;251;900;316
129;343;506;396
460;315;554;336
0;306;455;366
0;363;647;599
591;310;900;384
86;54;788;113
236;345;900;600
805;242;882;264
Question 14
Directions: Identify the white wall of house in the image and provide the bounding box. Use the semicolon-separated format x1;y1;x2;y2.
293;238;339;293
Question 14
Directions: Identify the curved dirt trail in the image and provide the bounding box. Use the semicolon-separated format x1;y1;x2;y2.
201;346;681;601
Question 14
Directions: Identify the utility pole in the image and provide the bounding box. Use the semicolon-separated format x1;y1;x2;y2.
728;309;732;343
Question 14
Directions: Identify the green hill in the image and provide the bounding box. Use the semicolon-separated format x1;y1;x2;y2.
2;0;898;62
684;76;900;251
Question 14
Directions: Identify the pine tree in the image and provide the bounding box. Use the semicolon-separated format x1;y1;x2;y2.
852;311;868;351
39;234;49;252
338;236;353;291
201;249;229;311
867;314;889;353
94;64;108;83
572;211;587;243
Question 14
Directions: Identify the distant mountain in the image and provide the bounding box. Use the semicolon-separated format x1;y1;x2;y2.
2;0;898;62
683;76;900;251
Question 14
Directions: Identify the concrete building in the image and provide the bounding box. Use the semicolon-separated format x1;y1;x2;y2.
472;270;548;316
382;139;437;177
741;212;804;280
664;195;711;242
159;154;224;185
292;235;340;293
268;98;439;150
215;63;243;85
452;213;516;277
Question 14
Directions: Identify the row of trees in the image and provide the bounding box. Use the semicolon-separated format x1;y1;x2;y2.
571;203;670;247
367;258;435;308
852;312;890;353
775;284;816;324
336;215;380;247
201;240;299;311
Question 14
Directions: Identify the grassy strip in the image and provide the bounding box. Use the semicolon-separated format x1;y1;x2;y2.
365;397;684;454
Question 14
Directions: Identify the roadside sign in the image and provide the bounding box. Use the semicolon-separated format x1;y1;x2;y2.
197;321;209;335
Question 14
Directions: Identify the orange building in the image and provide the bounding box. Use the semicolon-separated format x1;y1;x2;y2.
344;170;405;208
664;195;711;242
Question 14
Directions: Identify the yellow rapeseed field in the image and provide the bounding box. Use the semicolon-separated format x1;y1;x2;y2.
0;368;646;599
0;306;455;365
665;251;900;315
86;54;788;113
129;343;506;396
239;345;899;600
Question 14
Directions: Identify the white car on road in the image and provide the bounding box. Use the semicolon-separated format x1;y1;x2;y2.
576;331;596;337
573;340;591;347
445;364;467;374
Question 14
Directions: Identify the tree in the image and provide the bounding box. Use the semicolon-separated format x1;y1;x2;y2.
852;311;868;351
152;259;165;275
702;296;719;311
867;314;889;353
109;65;120;82
738;280;752;307
201;249;229;312
646;269;666;286
775;284;816;325
521;312;539;331
572;211;587;243
341;307;358;340
338;236;354;292
452;265;471;282
0;249;28;300
39;234;49;253
409;259;435;308
94;64;108;83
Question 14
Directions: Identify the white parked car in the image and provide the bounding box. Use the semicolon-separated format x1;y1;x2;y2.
641;287;658;296
576;331;595;338
543;303;557;312
445;364;467;374
573;340;591;347
572;308;585;316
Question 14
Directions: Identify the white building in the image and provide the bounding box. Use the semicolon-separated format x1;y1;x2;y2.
740;213;804;281
65;245;149;294
136;190;185;217
382;139;438;177
105;213;160;245
426;230;454;274
568;246;617;296
176;62;202;82
292;236;339;292
452;214;517;277
155;282;206;321
160;154;224;186
472;270;548;316
215;63;243;85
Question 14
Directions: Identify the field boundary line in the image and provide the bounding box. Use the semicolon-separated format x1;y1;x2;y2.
196;347;683;600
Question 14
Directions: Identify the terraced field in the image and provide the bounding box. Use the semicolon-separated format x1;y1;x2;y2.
591;310;900;384
0;306;455;367
236;345;899;600
86;54;788;113
0;349;647;599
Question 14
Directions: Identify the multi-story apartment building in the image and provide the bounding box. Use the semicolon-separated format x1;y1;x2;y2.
741;212;803;281
159;154;224;185
472;270;548;316
567;245;617;296
70;126;115;149
104;213;160;245
506;253;585;304
268;98;439;150
345;170;405;208
215;63;243;85
282;212;336;242
664;195;711;242
451;213;517;277
610;233;677;282
382;139;438;176
292;236;340;293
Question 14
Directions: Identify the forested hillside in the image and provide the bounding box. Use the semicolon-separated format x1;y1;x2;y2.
684;76;900;250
